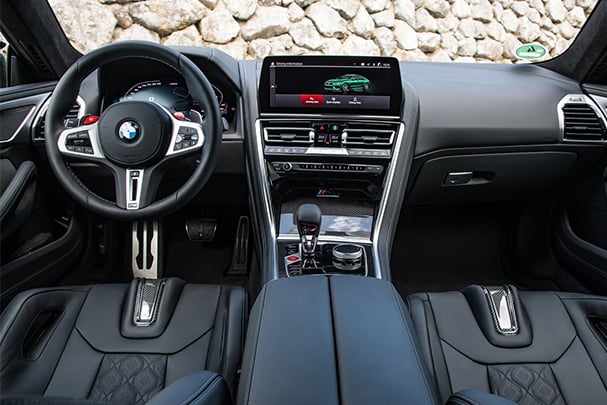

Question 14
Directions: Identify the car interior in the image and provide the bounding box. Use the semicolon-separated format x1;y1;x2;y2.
1;0;607;404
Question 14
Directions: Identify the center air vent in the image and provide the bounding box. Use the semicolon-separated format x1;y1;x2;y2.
559;95;607;142
32;97;84;141
342;122;396;147
263;122;314;145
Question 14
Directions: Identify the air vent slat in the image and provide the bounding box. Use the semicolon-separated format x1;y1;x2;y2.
562;102;606;141
263;122;313;145
33;101;83;141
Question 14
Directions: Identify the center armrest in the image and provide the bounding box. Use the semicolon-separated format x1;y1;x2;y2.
237;275;438;405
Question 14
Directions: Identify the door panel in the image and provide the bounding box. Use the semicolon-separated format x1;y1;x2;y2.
0;83;84;307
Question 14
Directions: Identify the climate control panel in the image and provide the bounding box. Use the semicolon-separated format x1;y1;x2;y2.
270;161;384;175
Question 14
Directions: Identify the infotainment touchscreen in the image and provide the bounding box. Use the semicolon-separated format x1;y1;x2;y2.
259;56;402;116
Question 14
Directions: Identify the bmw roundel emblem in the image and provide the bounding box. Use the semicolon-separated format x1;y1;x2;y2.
118;121;140;142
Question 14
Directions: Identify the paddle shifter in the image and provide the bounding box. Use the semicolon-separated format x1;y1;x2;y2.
295;204;322;268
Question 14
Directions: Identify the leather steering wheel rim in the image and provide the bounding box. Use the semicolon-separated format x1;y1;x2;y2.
45;41;222;221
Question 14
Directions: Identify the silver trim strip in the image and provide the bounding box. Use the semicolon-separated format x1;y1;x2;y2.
0;105;36;144
371;122;406;279
557;94;607;143
277;234;371;245
260;113;400;121
126;168;145;210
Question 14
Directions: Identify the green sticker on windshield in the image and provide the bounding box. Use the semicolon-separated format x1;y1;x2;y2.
515;44;547;60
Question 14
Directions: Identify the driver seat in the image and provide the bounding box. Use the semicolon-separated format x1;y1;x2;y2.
0;278;247;404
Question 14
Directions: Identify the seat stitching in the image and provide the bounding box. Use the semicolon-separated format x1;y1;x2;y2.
390;287;438;403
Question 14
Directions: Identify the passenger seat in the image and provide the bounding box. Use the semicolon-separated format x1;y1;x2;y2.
407;285;607;404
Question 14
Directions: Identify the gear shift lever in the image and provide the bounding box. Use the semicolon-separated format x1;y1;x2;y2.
295;204;322;262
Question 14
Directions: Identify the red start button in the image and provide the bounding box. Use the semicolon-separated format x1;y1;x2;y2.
300;94;323;107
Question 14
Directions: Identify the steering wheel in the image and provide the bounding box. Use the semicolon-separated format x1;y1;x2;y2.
45;41;221;221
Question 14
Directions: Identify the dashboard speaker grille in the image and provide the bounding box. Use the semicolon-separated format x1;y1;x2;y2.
562;103;606;141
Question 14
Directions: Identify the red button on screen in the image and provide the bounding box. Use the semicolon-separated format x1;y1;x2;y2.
301;94;323;107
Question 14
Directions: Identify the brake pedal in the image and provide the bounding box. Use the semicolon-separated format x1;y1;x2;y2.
185;219;217;242
227;216;249;276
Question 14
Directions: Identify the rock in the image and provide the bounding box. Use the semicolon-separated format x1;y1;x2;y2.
373;27;396;55
528;0;544;13
498;0;513;7
553;38;571;56
430;48;452;62
322;38;343;54
564;0;576;11
341;34;380;55
539;31;557;49
411;0;425;8
502;33;522;58
415;9;438;32
492;2;504;20
295;0;319;7
486;21;506;42
476;39;503;59
425;0;450;18
540;16;554;31
402;48;428;61
215;38;248;59
306;3;347;38
441;32;459;58
546;0;567;23
437;14;459;33
394;0;415;25
499;9;519;33
417;32;441;52
226;0;257;20
200;0;218;9
527;8;542;25
371;10;395;28
457;37;477;56
567;6;586;28
110;5;133;29
458;18;486;39
559;21;576;39
517;19;540;43
199;8;239;44
241;6;290;40
164;25;202;46
362;0;389;13
115;24;159;42
48;0;116;53
351;6;375;38
326;0;360;19
289;18;323;50
511;1;528;17
248;39;272;58
269;34;294;53
260;0;283;5
287;3;305;22
128;0;206;36
470;0;493;23
451;0;471;19
393;20;418;50
576;0;595;8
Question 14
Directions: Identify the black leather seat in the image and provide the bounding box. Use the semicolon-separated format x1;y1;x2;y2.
0;278;247;405
408;285;607;405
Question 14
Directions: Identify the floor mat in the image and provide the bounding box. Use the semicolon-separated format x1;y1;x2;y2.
390;204;526;297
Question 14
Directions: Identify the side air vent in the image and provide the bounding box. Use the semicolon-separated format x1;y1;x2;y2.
343;122;396;147
32;98;84;141
559;95;607;143
263;122;314;145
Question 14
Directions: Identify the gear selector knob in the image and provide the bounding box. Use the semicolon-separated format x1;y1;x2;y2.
295;204;322;255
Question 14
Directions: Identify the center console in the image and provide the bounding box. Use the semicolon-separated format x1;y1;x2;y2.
253;56;407;280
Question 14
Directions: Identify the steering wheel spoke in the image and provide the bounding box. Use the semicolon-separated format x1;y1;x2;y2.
57;123;104;160
165;118;205;158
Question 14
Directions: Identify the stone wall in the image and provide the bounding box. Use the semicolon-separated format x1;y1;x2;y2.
49;0;597;62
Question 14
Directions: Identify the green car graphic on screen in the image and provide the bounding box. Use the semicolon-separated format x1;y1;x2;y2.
324;74;370;93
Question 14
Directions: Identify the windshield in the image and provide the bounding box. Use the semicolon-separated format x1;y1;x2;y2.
48;0;598;63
